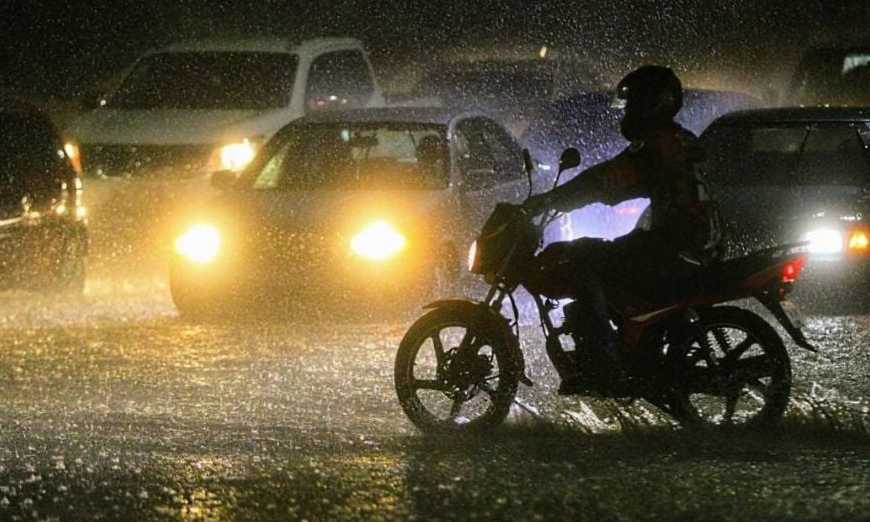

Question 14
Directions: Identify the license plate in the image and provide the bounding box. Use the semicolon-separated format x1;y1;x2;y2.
781;299;805;329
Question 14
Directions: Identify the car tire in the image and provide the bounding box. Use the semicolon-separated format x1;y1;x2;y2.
47;230;87;295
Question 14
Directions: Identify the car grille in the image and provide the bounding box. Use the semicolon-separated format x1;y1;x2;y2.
81;143;213;177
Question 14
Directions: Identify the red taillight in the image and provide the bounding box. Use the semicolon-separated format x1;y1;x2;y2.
781;255;807;283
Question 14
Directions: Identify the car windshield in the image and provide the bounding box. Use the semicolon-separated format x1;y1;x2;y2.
248;123;450;190
0;111;64;210
109;52;298;110
706;123;870;186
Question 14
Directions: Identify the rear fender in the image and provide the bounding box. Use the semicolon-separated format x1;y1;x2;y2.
756;296;817;351
422;298;533;386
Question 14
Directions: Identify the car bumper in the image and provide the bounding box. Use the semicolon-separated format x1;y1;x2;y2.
170;247;436;306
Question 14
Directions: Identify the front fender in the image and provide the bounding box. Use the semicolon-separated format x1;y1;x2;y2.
421;298;532;386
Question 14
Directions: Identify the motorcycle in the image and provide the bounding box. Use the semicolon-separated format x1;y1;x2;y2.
394;148;815;434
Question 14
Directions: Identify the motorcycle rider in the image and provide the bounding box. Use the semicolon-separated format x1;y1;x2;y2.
522;65;723;390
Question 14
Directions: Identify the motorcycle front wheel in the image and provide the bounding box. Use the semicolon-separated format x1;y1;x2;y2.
394;306;519;435
667;306;792;429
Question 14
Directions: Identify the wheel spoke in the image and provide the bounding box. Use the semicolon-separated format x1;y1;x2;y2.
723;394;738;423
732;355;775;382
723;337;754;363
430;332;446;360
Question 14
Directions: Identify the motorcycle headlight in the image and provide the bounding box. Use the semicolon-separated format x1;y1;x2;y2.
175;224;221;264
350;220;406;261
803;229;843;255
218;139;256;171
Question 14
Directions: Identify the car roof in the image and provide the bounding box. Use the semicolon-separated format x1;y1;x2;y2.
711;106;870;126
291;107;487;126
156;36;362;54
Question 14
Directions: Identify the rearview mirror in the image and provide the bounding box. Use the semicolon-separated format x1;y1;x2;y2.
558;148;582;174
210;169;238;190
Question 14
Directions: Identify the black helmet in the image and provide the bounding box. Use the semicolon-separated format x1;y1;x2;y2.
613;65;683;121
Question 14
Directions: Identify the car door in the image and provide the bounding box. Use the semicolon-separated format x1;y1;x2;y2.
454;116;527;238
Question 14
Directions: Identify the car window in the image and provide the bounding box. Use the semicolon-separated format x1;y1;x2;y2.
110;52;298;110
250;123;448;190
306;51;375;110
481;120;524;182
706;122;869;186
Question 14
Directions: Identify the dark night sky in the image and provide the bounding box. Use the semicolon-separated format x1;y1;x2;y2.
0;0;868;100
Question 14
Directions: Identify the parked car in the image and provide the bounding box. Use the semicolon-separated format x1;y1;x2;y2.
65;37;384;178
701;107;870;309
788;44;870;106
0;100;87;292
168;107;533;318
397;58;604;135
521;88;761;241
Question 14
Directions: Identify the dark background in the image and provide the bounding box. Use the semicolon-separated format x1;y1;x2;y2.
0;0;868;100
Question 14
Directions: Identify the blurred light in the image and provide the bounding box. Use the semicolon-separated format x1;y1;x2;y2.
350;220;405;261
175;224;221;264
75;206;87;219
467;241;477;271
848;229;869;251
63;142;82;173
539;45;548;58
803;229;843;254
219;139;256;171
54;204;67;215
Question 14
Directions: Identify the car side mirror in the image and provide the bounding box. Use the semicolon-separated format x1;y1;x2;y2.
558;147;582;174
210;169;238;190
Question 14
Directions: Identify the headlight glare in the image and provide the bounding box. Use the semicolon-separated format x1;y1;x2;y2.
219;139;256;171
350;220;405;261
803;229;843;254
175;224;221;264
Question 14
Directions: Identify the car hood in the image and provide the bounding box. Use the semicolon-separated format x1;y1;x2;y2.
718;185;869;253
66;108;289;146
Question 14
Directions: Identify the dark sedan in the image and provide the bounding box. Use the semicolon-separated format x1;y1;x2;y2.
168;107;532;318
0;101;88;293
702;107;870;309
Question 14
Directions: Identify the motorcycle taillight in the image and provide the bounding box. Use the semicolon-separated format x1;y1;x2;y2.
781;255;807;284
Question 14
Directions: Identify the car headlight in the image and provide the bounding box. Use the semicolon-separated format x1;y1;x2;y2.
350;220;406;261
803;229;843;254
175;224;221;264
218;139;256;171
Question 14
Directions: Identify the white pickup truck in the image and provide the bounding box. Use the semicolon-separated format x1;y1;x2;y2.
65;36;384;178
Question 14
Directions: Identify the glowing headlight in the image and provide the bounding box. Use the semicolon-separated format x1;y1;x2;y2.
350;220;406;261
175;224;221;264
219;139;256;171
803;229;843;254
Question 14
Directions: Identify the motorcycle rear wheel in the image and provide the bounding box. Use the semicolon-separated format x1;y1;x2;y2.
394;307;518;435
667;306;792;429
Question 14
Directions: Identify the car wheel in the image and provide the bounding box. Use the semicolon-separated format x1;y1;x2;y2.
48;232;87;294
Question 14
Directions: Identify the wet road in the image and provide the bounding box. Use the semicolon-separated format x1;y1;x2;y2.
1;284;869;521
